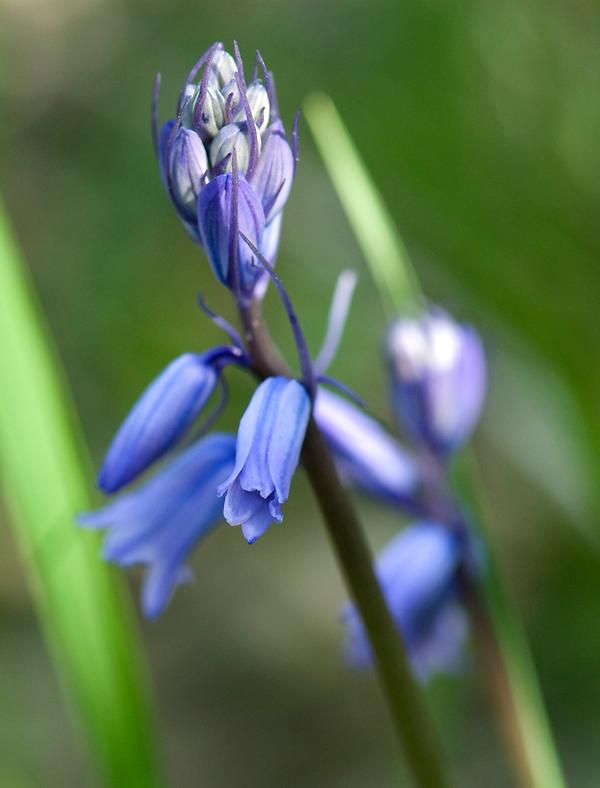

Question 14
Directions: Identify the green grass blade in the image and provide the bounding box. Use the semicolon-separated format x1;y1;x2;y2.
305;93;566;788
303;92;424;316
0;200;163;787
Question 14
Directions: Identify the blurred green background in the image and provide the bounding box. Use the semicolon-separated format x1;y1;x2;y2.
1;0;599;785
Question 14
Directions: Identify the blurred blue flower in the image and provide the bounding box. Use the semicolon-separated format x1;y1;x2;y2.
80;433;236;619
343;521;468;682
386;310;487;457
313;387;419;508
155;42;296;297
98;349;238;494
218;376;310;544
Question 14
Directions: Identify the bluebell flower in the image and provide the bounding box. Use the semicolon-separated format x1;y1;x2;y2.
386;309;487;457
98;349;236;494
80;433;236;619
218;376;310;544
343;521;468;682
313;387;419;508
154;42;296;295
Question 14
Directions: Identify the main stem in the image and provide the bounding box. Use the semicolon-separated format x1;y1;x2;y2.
241;298;450;788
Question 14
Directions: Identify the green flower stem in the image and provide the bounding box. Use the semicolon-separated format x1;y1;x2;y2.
240;298;451;788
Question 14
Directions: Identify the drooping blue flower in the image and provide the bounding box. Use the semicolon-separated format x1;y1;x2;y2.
313;387;419;508
218;376;310;544
343;521;468;682
153;42;296;296
386;309;487;457
80;433;236;619
98;349;234;494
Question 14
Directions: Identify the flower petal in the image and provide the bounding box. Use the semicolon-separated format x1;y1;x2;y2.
79;433;236;617
267;379;310;502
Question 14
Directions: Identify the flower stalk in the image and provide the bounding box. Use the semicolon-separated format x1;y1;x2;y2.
240;297;451;788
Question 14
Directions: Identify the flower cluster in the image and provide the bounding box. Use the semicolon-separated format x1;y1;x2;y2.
342;309;487;682
81;41;488;690
80;42;419;618
154;42;296;300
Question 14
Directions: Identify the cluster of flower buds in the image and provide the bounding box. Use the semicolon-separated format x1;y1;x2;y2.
154;42;296;300
342;309;487;681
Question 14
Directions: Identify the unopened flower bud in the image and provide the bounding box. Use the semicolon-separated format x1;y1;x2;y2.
197;172;266;295
235;81;270;134
210;122;259;175
209;50;237;88
250;120;294;223
191;85;226;142
386;310;487;457
220;78;241;111
168;127;208;223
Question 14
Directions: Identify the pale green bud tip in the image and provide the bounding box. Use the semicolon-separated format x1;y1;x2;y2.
236;81;270;134
209;50;237;88
210;123;261;175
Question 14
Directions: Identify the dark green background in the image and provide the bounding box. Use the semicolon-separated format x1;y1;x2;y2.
1;0;599;785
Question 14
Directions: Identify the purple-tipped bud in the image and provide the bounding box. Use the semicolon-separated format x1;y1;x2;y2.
197;172;265;295
217;377;310;544
209;122;259;175
386;310;487;457
343;521;468;682
250;120;294;223
167;127;208;223
98;353;218;494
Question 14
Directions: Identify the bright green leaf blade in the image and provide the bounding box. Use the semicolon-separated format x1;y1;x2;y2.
0;200;163;787
305;93;566;788
303;92;424;316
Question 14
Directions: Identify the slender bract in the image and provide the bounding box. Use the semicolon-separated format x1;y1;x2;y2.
305;93;566;788
0;202;163;787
